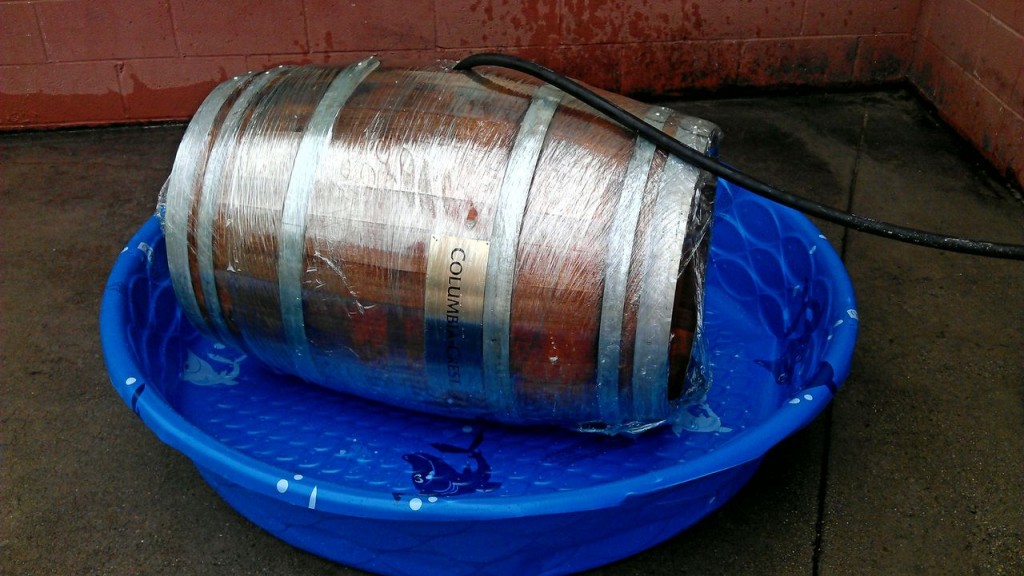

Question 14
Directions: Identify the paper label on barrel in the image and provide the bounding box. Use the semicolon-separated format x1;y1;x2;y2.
424;235;489;400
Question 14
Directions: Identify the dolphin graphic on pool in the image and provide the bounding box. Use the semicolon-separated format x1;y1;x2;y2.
402;431;501;497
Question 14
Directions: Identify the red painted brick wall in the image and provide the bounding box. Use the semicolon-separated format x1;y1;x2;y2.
0;0;1018;185
910;0;1024;185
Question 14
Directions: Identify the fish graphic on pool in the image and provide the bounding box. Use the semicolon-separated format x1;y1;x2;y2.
402;431;501;497
182;346;246;386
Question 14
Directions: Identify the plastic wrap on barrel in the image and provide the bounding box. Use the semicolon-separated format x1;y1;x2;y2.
159;58;720;434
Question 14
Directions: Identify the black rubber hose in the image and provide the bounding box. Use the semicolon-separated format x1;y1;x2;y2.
453;53;1024;261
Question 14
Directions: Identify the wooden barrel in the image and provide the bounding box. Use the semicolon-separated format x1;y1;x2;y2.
163;57;719;433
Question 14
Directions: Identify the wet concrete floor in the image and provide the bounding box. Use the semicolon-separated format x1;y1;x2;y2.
2;88;1022;574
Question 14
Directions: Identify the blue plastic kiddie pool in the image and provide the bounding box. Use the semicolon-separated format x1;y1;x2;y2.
100;180;857;576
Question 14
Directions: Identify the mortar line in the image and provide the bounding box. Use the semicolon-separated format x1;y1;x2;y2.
811;405;834;576
839;110;869;262
812;107;868;576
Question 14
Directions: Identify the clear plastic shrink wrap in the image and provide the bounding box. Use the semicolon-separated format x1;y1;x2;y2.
160;57;720;434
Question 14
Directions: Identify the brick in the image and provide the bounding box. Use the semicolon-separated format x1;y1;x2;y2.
987;98;1019;169
738;37;859;87
909;37;943;101
954;75;1006;156
975;17;1024;104
249;50;453;72
974;0;1024;33
305;0;435;52
951;82;1024;187
915;0;937;39
1013;65;1024;116
369;49;450;68
686;0;803;40
244;54;315;71
924;0;988;70
991;107;1023;185
561;0;697;44
320;50;448;68
119;56;247;120
0;3;47;65
620;40;742;95
438;45;565;76
914;40;976;139
1012;148;1024;189
0;61;124;127
436;0;559;48
36;0;177;61
802;0;921;35
171;0;307;56
315;47;549;71
497;45;565;69
931;43;971;113
911;38;998;145
854;34;913;83
558;44;623;92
